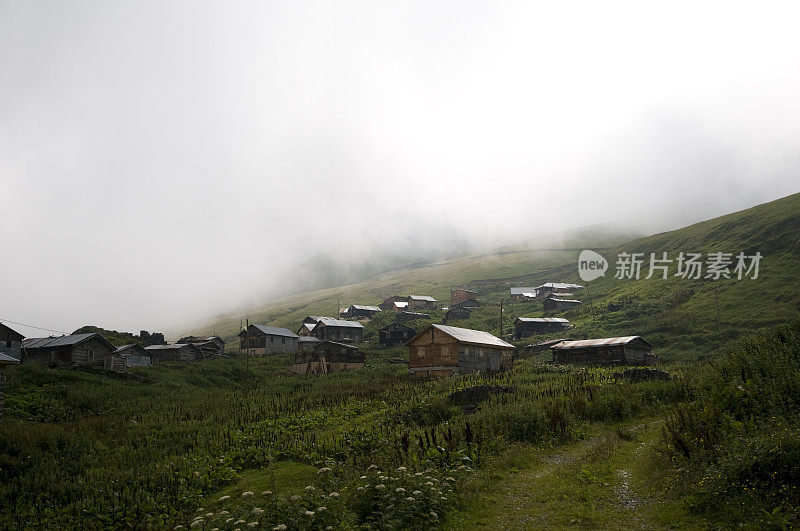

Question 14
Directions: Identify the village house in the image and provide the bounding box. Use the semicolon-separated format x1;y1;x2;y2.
443;306;472;324
519;338;568;358
406;324;515;378
177;335;225;356
510;287;538;300
453;298;480;309
542;294;582;311
514;317;571;339
288;341;365;375
379;295;408;311
378;323;416;347
0;352;19;420
239;324;299;355
297;322;318;336
407;295;437;311
550;336;654;365
534;282;583;298
298;336;321;351
397;311;432;325
311;318;364;342
145;343;204;362
21;333;117;369
451;288;478;306
114;344;152;367
0;322;24;360
345;305;382;319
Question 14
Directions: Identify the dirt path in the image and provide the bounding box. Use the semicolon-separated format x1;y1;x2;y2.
443;421;693;529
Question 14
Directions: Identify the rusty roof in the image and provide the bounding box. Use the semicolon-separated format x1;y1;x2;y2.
550;336;651;350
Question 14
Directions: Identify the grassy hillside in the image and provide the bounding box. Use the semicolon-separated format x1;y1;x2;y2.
190;192;800;361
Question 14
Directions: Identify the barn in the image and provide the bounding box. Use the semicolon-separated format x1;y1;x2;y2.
451;288;478;306
407;295;437;311
514;317;571;339
0;322;24;360
550;336;654;365
345;305;382;319
239;324;299;355
311;318;364;342
22;333;116;369
288;341;365;375
114;344;152;367
145;343;204;362
378;323;416;347
542;294;582;311
406;324;514;378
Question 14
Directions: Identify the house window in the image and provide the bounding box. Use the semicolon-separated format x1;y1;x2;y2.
271;336;274;343
88;348;94;362
282;338;285;344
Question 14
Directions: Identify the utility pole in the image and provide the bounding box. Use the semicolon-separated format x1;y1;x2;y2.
499;300;504;338
586;284;597;324
246;318;250;369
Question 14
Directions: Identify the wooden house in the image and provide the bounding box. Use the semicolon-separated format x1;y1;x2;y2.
297;322;317;337
451;288;478;306
178;336;225;356
298;336;321;352
406;324;515;378
345;305;382;319
453;298;480;309
0;322;24;361
239;324;299;355
22;333;116;369
542;294;582;311
378;323;416;347
443;306;472;324
145;343;204;362
397;311;432;325
0;352;19;420
514;317;571;339
510;287;538;301
311;318;364;342
115;344;152;367
534;282;583;298
407;295;437;311
379;295;408;311
288;341;365;375
551;336;653;365
519;338;568;358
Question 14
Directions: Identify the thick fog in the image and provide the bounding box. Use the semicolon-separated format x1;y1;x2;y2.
2;1;799;335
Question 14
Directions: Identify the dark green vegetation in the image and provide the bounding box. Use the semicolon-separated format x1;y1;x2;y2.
72;325;149;347
2;192;799;528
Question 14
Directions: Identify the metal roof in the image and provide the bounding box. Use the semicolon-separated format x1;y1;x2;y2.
536;282;584;290
252;325;300;338
298;336;321;343
22;333;111;349
0;352;20;365
550;336;651;350
409;295;437;301
524;339;568;349
393;301;408;308
516;317;570;323
315;318;364;329
144;344;201;351
350;305;382;312
115;344;146;354
0;322;24;340
315;340;359;350
547;298;581;303
429;324;515;349
510;287;538;295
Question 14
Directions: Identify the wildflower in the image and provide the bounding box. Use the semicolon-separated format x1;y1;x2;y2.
317;506;327;512
247;523;259;528
413;490;421;495
328;492;340;498
360;475;367;479
190;519;204;528
291;495;301;501
425;482;434;487
396;487;406;493
304;510;315;516
219;511;230;516
305;485;316;492
234;520;246;526
326;527;334;531
242;491;254;498
445;477;455;482
406;497;415;502
397;466;407;472
414;472;423;477
219;495;231;502
356;486;364;492
261;490;273;496
430;511;438;519
174;527;185;530
226;518;235;524
375;484;386;491
317;467;332;474
197;508;205;512
367;464;378;470
252;508;264;515
273;526;287;531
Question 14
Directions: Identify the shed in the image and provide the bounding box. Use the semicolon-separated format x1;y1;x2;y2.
407;295;437;311
346;304;382;319
239;324;299;355
551;336;653;365
514;317;571;339
397;311;432;325
0;352;20;420
178;336;225;356
0;322;24;361
453;299;480;309
115;344;152;367
406;324;514;378
311;318;364;343
298;336;321;352
289;341;365;375
510;287;538;300
519;339;567;358
443;306;472;324
378;323;416;347
451;288;478;306
145;343;204;362
22;333;116;369
534;282;583;297
379;295;408;311
542;294;582;311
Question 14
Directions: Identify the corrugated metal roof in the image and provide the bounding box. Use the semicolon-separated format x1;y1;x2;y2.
252;325;299;338
550;336;650;350
0;352;20;364
145;344;199;350
394;301;408;308
315;340;359;350
548;298;581;304
409;295;437;301
431;324;515;349
524;339;568;348
315;318;364;329
22;333;108;349
350;305;382;312
115;344;146;354
536;282;584;290
298;336;321;343
516;317;570;323
510;287;538;295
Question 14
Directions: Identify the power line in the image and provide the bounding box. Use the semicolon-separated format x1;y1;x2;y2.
0;318;68;335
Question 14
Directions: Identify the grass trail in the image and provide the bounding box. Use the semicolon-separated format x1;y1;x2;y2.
444;420;712;529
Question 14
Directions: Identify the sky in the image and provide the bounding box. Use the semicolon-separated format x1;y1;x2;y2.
2;1;800;336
